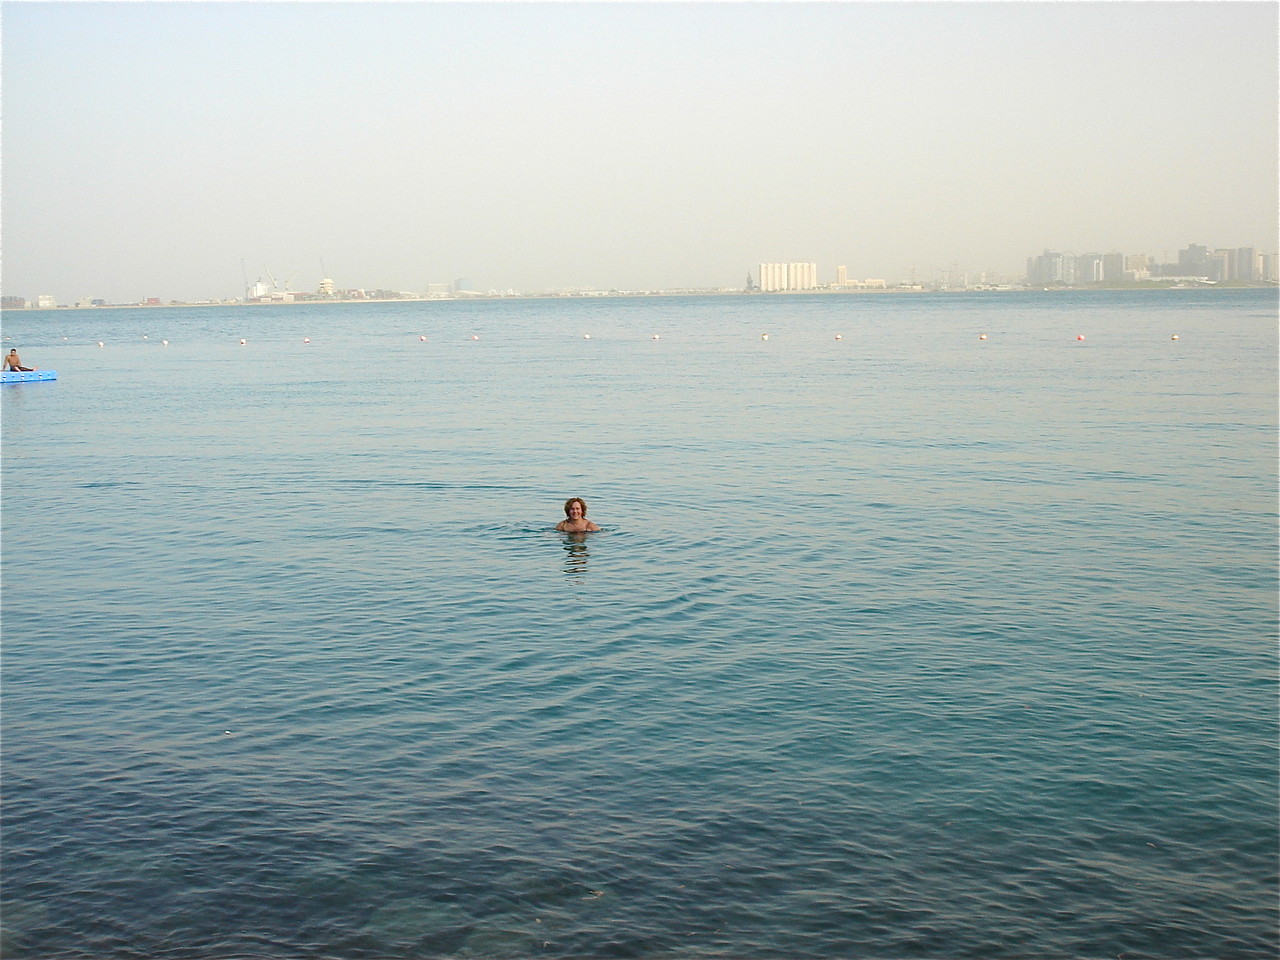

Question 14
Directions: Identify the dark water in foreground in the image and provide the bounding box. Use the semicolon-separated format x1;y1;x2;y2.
2;290;1277;958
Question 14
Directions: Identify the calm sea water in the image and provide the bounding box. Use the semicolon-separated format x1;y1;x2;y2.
2;290;1277;959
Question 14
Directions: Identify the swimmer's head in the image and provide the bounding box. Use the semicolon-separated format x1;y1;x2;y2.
564;497;588;519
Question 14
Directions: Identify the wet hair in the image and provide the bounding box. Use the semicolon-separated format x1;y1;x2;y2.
563;497;588;517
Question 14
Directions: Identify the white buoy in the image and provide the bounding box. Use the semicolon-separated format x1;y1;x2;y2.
142;335;148;340
1171;334;1180;341
835;334;843;341
419;335;427;342
583;333;590;339
979;334;988;340
162;340;169;346
761;333;769;341
471;335;479;341
98;341;104;348
303;337;311;343
652;334;660;340
240;338;247;345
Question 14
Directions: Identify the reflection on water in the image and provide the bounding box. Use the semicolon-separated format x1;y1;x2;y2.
561;531;591;578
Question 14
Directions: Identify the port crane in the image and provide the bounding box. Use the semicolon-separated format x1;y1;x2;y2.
259;266;298;293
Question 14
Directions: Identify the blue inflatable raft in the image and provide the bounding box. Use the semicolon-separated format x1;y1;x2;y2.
2;370;57;384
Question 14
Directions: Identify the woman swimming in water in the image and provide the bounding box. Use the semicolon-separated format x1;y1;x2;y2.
556;497;600;533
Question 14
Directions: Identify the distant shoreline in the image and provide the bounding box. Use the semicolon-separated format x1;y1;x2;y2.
5;282;1276;313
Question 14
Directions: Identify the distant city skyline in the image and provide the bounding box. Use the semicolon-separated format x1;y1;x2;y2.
2;2;1276;305
6;236;1275;309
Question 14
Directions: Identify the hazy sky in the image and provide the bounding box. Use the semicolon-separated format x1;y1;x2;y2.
2;1;1276;302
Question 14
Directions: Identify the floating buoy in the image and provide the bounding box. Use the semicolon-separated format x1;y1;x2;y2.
1076;334;1085;341
835;334;843;341
240;339;247;345
979;334;988;340
97;341;104;348
142;335;148;340
419;335;427;342
1171;334;1180;341
303;338;311;343
583;334;590;340
652;334;660;340
761;334;769;341
162;340;169;346
471;335;479;341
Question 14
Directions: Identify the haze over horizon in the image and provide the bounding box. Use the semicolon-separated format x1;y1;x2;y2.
2;1;1276;304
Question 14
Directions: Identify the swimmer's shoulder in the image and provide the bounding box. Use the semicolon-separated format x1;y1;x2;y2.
555;520;601;532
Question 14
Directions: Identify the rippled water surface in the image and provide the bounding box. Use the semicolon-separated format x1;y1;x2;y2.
3;290;1277;958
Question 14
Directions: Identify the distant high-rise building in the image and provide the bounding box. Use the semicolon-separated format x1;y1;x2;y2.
1103;252;1125;281
1178;244;1209;276
1208;250;1232;282
1234;248;1257;282
1076;253;1104;284
1027;250;1072;285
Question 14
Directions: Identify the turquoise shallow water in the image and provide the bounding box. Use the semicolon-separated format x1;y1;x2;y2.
2;290;1277;958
